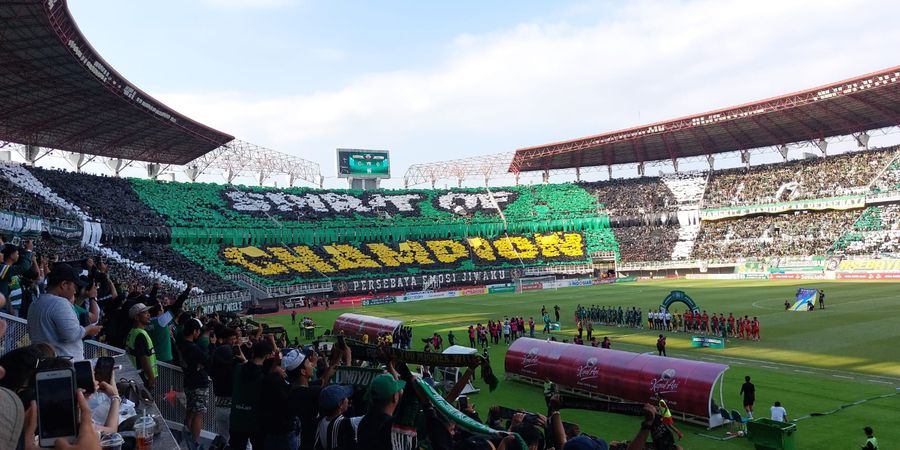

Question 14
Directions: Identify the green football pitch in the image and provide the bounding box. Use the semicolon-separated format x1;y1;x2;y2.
259;279;900;449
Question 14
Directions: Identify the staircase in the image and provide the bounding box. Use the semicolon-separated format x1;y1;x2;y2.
661;172;708;260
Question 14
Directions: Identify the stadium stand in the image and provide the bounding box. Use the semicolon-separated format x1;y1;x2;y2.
704;148;899;208
692;209;860;259
832;205;900;255
28;166;167;226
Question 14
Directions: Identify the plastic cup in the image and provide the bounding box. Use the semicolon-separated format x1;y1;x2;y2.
100;432;124;450
133;416;155;450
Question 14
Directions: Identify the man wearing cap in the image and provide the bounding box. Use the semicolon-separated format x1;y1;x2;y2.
315;384;360;450
27;263;101;359
180;318;211;450
0;240;32;315
356;373;406;450
126;302;157;390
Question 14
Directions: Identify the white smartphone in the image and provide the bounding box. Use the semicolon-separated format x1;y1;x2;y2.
35;368;78;447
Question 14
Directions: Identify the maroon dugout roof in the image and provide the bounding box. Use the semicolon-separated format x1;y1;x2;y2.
511;66;900;172
0;0;234;165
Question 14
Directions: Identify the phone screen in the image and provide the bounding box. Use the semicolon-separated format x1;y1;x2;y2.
458;396;468;410
94;357;114;385
73;361;95;394
37;373;77;442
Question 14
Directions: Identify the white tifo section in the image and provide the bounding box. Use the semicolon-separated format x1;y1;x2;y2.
88;245;196;294
0;161;194;293
662;172;707;260
0;162;88;219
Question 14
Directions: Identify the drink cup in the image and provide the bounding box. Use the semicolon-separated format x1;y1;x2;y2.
133;416;155;450
100;432;124;450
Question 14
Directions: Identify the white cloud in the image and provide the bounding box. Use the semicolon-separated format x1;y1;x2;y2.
159;0;900;187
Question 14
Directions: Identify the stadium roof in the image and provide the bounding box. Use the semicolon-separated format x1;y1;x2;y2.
510;66;900;172
0;0;234;165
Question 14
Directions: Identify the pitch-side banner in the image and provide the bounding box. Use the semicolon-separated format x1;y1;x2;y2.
505;338;728;418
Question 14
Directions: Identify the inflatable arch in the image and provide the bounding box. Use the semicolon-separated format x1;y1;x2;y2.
661;290;700;314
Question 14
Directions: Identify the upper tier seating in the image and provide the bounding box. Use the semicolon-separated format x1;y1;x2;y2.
704;147;899;207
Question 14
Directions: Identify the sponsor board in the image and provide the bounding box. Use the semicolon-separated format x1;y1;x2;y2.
740;273;769;280
836;272;900;280
398;290;459;303
361;296;397;307
461;287;487;296
768;273;801;280
488;285;516;294
521;283;543;292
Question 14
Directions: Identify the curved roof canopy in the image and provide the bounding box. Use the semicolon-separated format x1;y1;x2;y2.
511;66;900;172
0;0;234;165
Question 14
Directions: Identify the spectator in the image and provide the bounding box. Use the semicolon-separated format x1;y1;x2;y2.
180;318;211;450
770;401;787;422
146;283;191;364
230;339;275;450
27;264;101;359
1;240;33;315
210;326;244;443
315;384;360;450
356;373;406;450
261;353;299;450
125;302;157;390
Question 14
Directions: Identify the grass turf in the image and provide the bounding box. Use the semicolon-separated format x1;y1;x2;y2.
259;279;900;449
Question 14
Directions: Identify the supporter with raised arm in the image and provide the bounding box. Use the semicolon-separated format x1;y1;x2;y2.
1;240;33;315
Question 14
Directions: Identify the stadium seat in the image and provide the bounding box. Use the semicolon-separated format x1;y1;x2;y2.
730;409;750;433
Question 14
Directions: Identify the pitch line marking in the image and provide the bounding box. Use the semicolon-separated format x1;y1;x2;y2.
832;375;854;379
868;379;891;384
794;370;816;374
761;365;779;370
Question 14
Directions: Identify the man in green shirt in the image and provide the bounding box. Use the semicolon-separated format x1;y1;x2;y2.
861;426;878;450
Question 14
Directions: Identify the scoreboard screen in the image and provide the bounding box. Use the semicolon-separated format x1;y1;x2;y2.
337;149;390;178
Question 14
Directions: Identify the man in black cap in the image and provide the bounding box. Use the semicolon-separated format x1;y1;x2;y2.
26;263;100;359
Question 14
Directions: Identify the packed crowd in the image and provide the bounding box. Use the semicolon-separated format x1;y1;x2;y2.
28;166;167;227
612;226;679;262
691;209;859;259
833;205;900;255
108;242;238;294
0;259;680;450
704;147;899;208
581;177;678;216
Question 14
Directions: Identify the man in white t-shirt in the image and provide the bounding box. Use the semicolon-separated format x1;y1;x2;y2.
770;401;788;422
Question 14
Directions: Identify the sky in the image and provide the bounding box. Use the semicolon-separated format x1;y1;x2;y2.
52;0;900;188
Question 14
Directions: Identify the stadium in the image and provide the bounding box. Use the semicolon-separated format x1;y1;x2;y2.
0;1;898;449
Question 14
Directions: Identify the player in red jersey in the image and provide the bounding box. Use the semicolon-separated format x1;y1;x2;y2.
751;316;760;341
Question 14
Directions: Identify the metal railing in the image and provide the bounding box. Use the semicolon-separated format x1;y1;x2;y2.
0;312;223;438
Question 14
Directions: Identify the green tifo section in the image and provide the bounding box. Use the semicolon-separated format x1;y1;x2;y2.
831;206;881;252
128;179;618;286
130;179;614;247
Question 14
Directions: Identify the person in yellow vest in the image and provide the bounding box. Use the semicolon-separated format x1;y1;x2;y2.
658;399;683;440
126;303;158;390
861;426;878;450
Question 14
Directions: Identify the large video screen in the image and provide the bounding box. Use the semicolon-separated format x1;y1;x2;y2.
337;149;390;178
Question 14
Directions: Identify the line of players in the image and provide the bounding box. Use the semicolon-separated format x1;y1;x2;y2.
575;304;761;341
650;310;761;341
